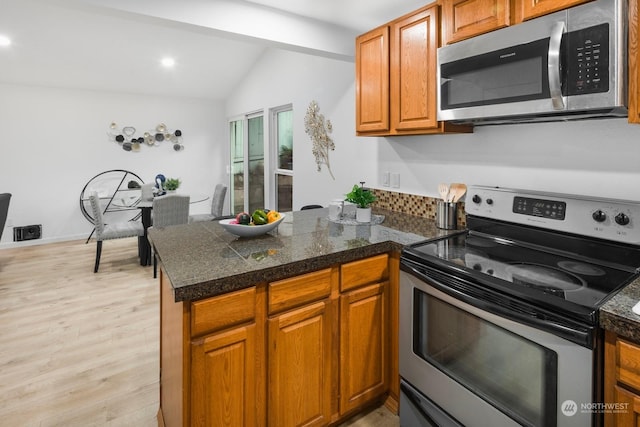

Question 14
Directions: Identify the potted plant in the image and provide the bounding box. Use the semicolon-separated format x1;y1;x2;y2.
164;178;181;192
345;183;377;222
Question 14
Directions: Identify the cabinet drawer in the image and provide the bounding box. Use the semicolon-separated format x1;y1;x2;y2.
617;338;640;390
268;268;332;315
341;254;389;292
191;287;256;337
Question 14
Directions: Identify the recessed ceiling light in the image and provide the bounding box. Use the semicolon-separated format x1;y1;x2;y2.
0;35;11;47
161;57;175;68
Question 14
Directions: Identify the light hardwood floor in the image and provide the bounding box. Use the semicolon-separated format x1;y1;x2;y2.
0;238;158;426
0;238;399;427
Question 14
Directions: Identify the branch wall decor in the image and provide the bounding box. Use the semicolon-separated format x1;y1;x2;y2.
107;122;184;152
304;100;335;180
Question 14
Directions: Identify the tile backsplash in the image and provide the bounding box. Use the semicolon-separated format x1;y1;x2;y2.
371;188;467;227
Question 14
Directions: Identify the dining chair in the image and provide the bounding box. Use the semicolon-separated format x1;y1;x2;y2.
189;184;227;222
0;193;11;241
140;182;155;202
151;194;190;278
89;192;144;273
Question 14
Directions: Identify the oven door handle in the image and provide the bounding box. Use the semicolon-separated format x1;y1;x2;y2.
400;380;464;427
401;261;594;348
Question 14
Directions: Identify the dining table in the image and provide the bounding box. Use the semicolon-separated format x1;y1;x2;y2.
136;192;209;266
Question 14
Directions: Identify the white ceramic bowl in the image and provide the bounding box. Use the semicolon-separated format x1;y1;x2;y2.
219;214;285;237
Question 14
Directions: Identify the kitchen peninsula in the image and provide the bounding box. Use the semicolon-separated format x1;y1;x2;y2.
149;207;453;427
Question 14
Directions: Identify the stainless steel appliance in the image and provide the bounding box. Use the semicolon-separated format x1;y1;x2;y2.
436;0;627;125
399;186;640;426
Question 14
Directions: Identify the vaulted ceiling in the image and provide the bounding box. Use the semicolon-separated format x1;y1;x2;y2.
0;0;427;99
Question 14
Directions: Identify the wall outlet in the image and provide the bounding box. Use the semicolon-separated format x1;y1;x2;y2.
391;173;400;188
382;171;390;187
6;218;12;228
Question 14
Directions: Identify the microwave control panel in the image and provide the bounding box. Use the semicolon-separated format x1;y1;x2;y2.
563;23;609;96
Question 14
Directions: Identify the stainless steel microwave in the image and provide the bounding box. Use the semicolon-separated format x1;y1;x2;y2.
437;0;627;125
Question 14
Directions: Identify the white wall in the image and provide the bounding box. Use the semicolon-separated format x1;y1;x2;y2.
225;48;377;210
0;83;226;247
376;117;640;201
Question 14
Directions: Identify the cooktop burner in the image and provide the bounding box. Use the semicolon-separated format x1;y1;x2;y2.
406;229;639;315
557;260;606;277
506;263;585;293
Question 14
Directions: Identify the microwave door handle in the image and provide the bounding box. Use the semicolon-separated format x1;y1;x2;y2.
548;21;565;110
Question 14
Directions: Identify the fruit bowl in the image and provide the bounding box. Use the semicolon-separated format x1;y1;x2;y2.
218;214;286;237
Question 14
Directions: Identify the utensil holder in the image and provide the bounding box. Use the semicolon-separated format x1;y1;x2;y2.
436;201;458;230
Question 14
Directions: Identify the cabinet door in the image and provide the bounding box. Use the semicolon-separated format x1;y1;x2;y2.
191;324;257;427
612;385;640;426
340;281;388;415
268;300;333;427
356;26;390;133
390;6;439;131
442;0;510;44
519;0;591;21
629;0;640;124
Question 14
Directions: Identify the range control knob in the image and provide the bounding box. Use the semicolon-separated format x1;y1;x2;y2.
592;210;607;223
472;195;482;204
615;213;630;226
486;198;494;205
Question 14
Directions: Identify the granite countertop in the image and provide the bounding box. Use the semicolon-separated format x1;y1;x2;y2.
600;277;640;342
148;207;455;302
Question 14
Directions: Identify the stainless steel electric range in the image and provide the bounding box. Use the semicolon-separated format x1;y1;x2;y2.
399;186;640;427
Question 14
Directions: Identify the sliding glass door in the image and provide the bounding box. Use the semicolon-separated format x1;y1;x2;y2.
230;112;264;214
272;105;293;212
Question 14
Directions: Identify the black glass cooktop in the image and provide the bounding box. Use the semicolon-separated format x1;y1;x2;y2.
403;217;640;319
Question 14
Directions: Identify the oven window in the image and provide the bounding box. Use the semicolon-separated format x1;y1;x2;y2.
413;289;557;427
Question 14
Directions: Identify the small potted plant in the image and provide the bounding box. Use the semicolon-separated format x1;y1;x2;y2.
345;182;377;222
164;178;181;192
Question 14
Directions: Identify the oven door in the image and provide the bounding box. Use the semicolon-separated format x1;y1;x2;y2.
399;265;594;427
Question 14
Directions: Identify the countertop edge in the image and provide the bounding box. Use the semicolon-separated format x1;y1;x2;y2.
600;277;640;342
171;241;402;302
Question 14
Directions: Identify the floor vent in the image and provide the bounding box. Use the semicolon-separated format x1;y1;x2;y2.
14;225;42;242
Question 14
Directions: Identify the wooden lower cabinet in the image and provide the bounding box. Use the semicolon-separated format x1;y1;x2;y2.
339;281;388;415
604;330;640;426
158;253;397;427
611;385;640;426
268;300;334;427
191;325;257;427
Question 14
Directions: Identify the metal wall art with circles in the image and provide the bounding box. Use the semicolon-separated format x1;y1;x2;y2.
107;122;184;152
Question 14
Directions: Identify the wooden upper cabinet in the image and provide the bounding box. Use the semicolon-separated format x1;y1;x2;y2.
390;6;439;131
519;0;593;22
629;0;640;124
442;0;592;44
355;26;390;133
355;4;472;136
442;0;510;44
